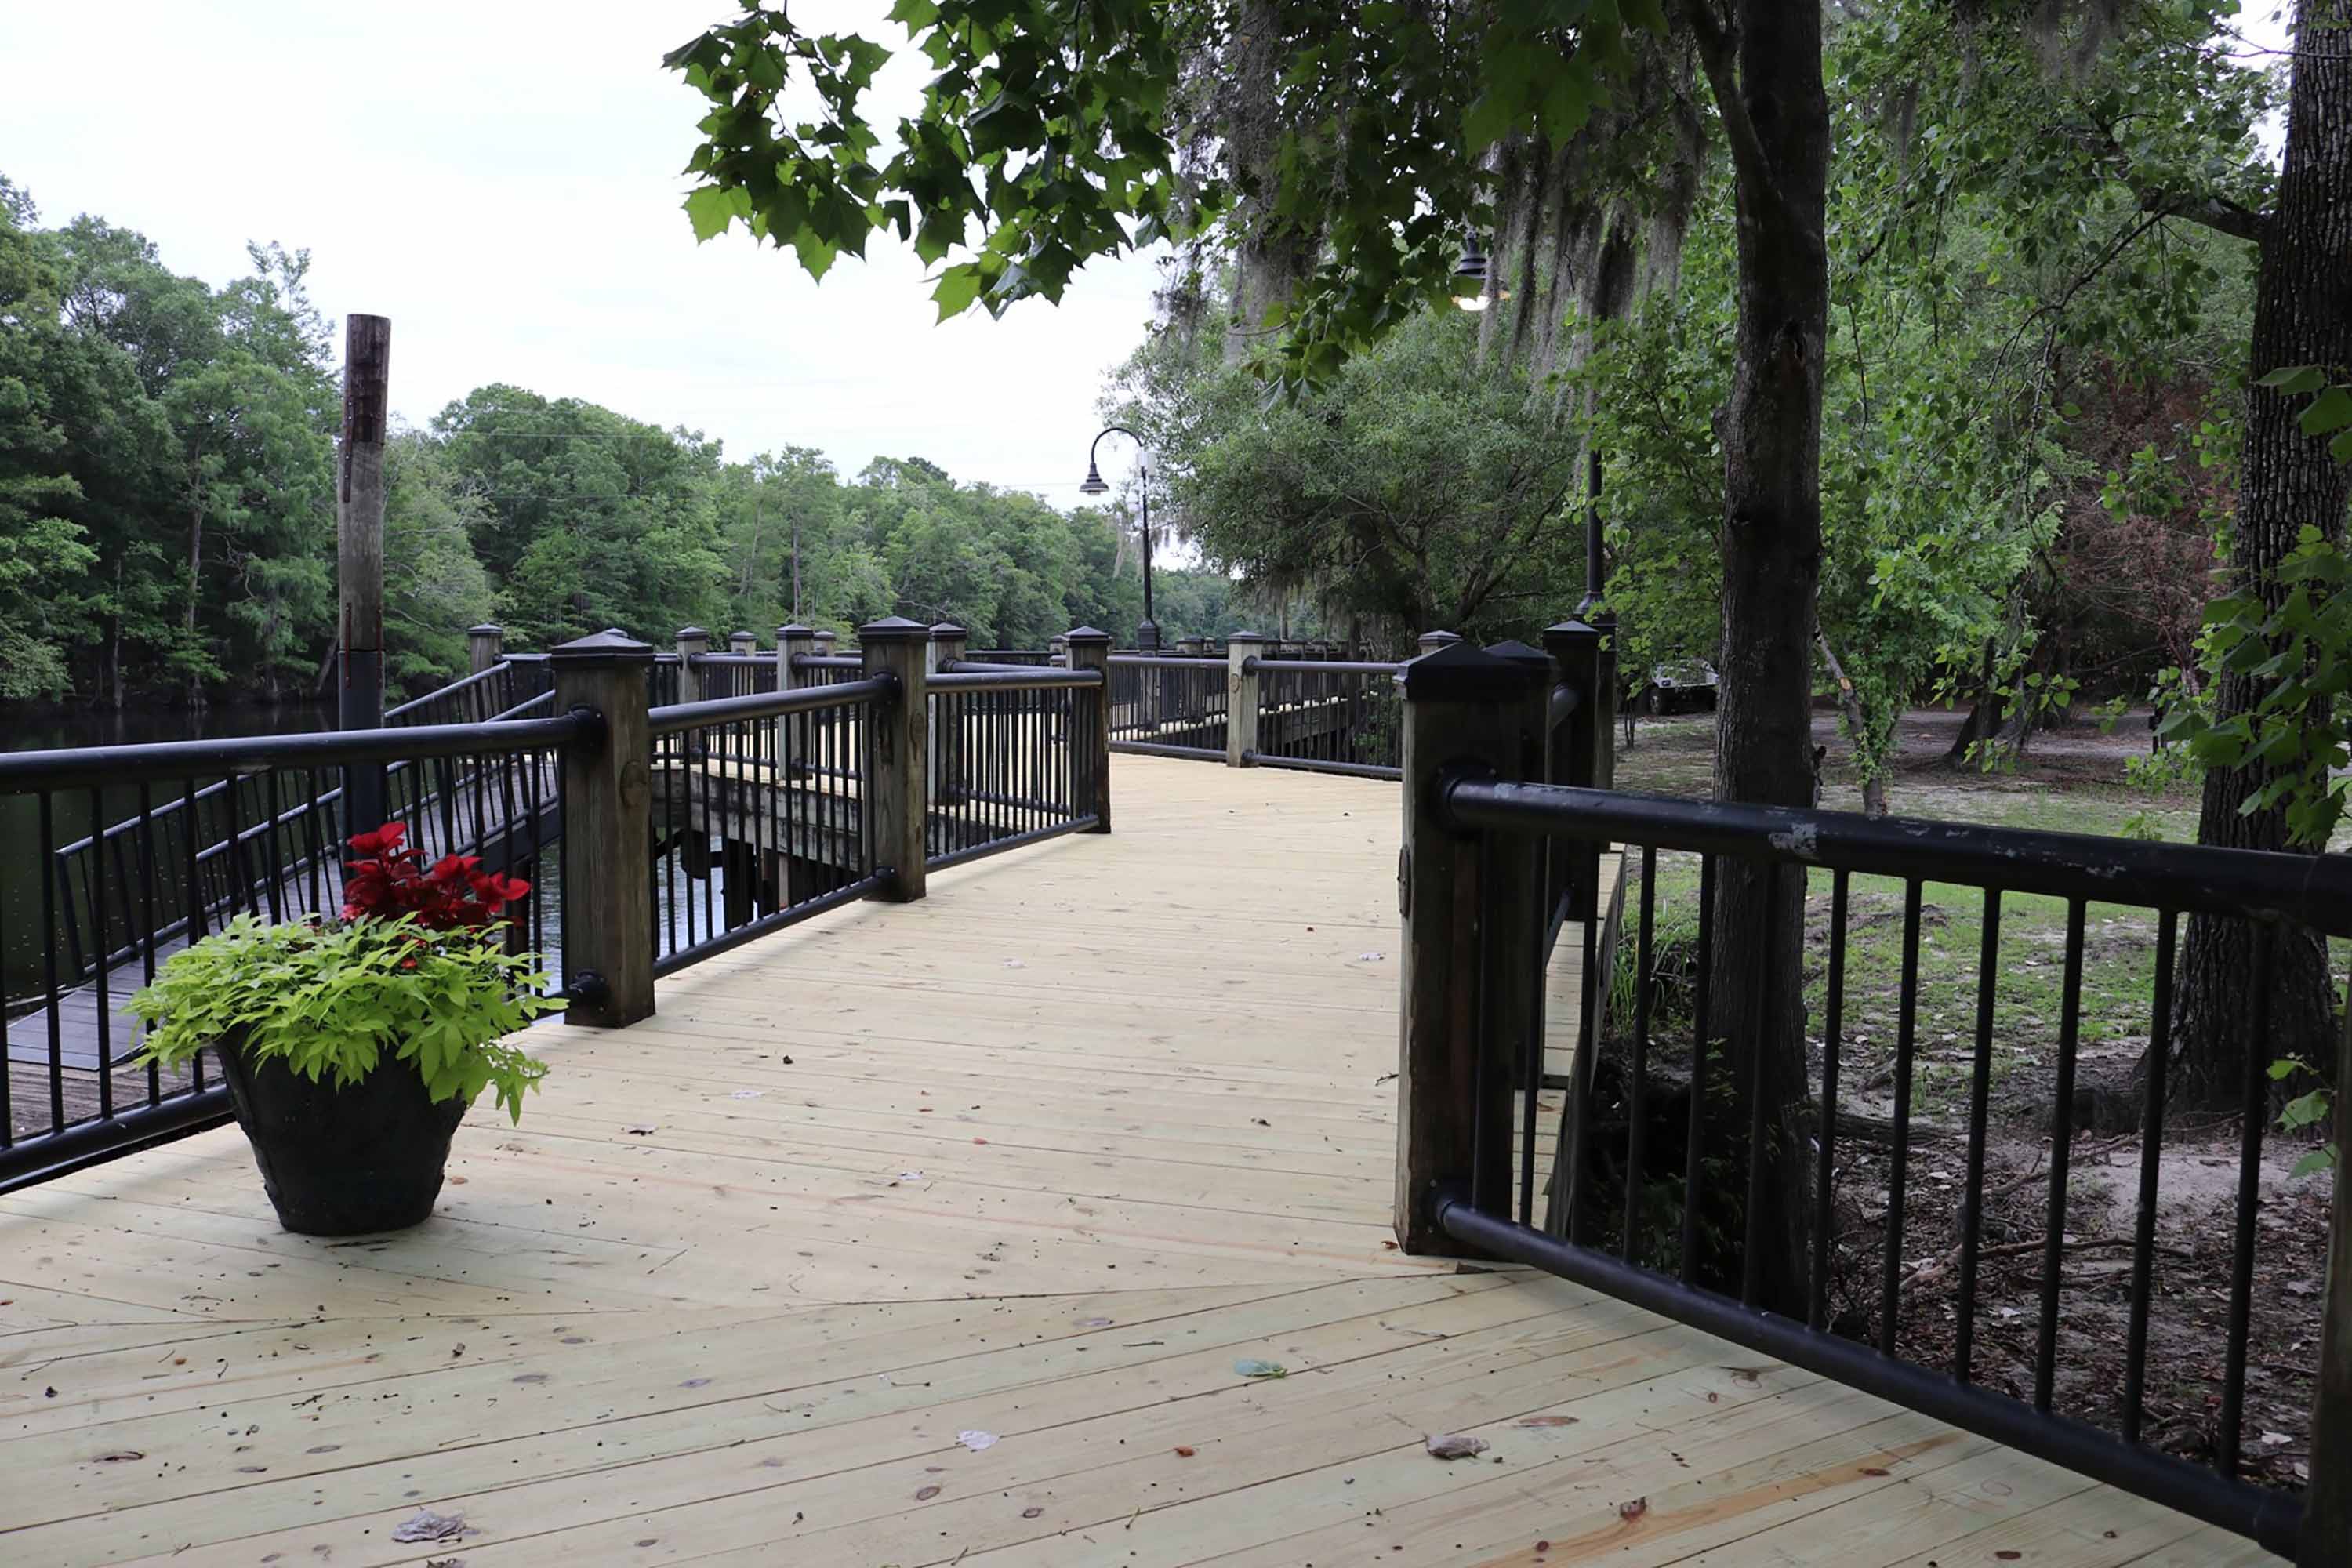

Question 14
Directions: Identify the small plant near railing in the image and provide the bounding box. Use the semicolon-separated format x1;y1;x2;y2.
132;822;556;1236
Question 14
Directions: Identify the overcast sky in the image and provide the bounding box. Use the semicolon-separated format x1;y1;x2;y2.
2;4;2299;509
0;1;1171;503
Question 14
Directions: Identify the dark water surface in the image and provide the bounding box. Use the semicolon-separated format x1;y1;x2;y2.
1;703;337;999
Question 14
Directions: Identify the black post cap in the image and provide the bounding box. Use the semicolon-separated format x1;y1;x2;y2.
1399;639;1546;700
550;629;655;662
857;615;932;642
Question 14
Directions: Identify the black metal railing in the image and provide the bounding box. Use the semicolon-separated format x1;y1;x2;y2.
927;667;1101;869
1430;778;2343;1557
385;655;554;728
645;679;888;976
2;712;586;1192
789;652;870;687
964;648;1060;666
1107;653;1228;759
1248;657;1402;778
686;651;779;702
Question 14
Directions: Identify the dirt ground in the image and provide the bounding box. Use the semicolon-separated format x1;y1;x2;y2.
1599;702;2323;1495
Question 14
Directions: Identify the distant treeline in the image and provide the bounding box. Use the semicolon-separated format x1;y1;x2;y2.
0;178;1244;710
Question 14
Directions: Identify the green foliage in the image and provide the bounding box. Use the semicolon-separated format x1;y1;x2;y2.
1111;303;1582;644
131;914;555;1121
663;2;1659;387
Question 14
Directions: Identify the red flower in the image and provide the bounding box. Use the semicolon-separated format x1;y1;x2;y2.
340;822;532;931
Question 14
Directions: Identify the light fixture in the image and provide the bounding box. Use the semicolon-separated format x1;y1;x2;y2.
1080;461;1108;495
1454;234;1490;312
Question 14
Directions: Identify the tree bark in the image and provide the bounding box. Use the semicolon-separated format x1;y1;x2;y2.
1682;0;1828;1318
2171;0;2352;1109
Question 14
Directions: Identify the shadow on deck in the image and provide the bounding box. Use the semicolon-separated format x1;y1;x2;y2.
0;757;2278;1566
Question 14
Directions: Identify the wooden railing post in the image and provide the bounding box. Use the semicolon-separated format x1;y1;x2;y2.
1417;629;1462;655
2304;996;2352;1566
1050;633;1069;669
1176;636;1207;724
673;626;711;706
1226;632;1265;767
1544;619;1609;920
468;622;503;675
930;623;967;804
859;616;930;902
1065;626;1112;833
776;623;818;779
1395;641;1548;1254
551;630;655;1029
467;623;503;719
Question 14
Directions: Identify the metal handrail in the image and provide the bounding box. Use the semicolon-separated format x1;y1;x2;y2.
1246;657;1403;677
646;676;895;737
928;669;1103;691
1441;777;2352;936
0;712;601;793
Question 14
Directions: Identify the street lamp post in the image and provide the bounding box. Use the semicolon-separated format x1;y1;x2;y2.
1080;424;1158;650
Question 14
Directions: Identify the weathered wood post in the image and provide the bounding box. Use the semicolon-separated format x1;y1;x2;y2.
1226;633;1265;768
1394;641;1548;1254
1544;620;1613;920
1174;636;1207;725
337;314;390;838
859;617;930;902
728;630;759;698
552;631;655;1029
929;623;967;807
1049;633;1069;668
1065;627;1112;833
2304;997;2352;1567
778;624;817;777
1417;629;1461;655
467;623;503;719
673;626;711;706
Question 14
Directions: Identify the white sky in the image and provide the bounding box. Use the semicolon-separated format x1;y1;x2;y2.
0;2;2298;507
0;1;1171;503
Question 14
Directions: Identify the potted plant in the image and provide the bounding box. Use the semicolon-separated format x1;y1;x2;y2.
133;823;555;1236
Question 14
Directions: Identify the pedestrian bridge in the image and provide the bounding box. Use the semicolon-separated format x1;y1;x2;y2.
0;755;2271;1567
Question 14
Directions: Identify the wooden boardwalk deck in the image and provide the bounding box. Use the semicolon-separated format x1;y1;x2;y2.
0;757;2277;1566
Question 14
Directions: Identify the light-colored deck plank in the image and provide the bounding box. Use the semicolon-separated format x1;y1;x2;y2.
0;756;2281;1566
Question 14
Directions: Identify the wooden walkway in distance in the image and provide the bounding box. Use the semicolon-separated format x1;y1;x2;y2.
0;757;2276;1566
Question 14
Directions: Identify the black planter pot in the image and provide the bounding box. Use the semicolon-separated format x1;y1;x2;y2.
215;1040;471;1236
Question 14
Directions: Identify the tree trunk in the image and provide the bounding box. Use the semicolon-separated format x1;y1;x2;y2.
1684;0;1828;1319
184;498;205;712
2171;0;2352;1108
1817;633;1885;816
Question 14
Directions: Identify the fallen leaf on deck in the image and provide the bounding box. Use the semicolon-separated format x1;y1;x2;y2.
1022;1506;1044;1519
957;1430;999;1451
1515;1416;1578;1428
391;1509;474;1544
915;1486;941;1501
1425;1433;1488;1461
1617;1497;1647;1521
1174;1446;1196;1457
623;1124;657;1136
1234;1359;1287;1380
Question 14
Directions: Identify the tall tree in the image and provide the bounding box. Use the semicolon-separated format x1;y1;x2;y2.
665;0;1836;1311
2172;0;2352;1103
